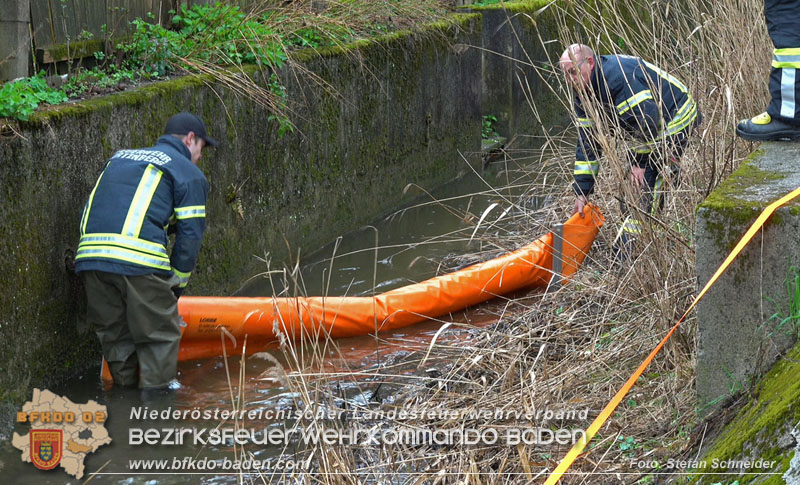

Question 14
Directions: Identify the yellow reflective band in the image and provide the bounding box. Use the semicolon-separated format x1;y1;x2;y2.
577;117;594;127
621;217;642;234
634;146;652;154
669;102;697;131
616;90;653;115
174;206;206;220
673;96;694;121
172;267;192;288
545;184;800;485
574;160;599;175
776;47;800;56
122;165;163;238
664;100;698;136
644;60;688;93
80;169;107;235
772;60;800;68
643;98;698;146
651;177;664;215
75;245;171;270
79;233;168;258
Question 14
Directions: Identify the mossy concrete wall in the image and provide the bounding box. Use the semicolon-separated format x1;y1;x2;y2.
473;0;567;150
0;0;580;425
688;339;800;484
0;15;483;411
695;142;800;412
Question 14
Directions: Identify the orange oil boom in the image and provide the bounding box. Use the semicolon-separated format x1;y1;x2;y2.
175;205;604;361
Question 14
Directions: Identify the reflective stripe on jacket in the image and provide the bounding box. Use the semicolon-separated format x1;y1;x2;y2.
573;55;698;195
75;135;209;290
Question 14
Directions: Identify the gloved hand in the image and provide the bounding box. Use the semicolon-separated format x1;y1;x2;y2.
172;286;184;299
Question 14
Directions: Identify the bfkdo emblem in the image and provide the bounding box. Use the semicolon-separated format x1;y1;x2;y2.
31;429;62;470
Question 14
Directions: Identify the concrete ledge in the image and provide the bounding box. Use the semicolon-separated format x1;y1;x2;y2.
477;1;565;150
696;142;800;411
689;338;800;483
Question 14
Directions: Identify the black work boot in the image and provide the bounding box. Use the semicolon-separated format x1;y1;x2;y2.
736;112;800;141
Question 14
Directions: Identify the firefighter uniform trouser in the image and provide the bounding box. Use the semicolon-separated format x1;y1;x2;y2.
618;127;694;237
765;0;800;123
82;271;182;389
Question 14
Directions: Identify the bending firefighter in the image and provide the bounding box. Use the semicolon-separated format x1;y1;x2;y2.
74;112;218;390
736;0;800;140
559;44;701;255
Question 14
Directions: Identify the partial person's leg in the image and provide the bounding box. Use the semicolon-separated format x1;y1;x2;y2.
614;166;646;259
640;164;663;214
82;271;139;387
644;131;688;216
737;0;800;140
125;273;182;389
766;0;800;123
615;141;682;255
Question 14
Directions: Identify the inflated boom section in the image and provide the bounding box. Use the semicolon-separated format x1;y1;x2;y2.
176;206;604;361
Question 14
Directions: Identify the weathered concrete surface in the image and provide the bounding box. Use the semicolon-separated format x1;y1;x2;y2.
696;142;800;411
0;0;579;427
689;338;800;484
0;16;483;409
0;0;30;82
784;424;800;484
475;1;567;150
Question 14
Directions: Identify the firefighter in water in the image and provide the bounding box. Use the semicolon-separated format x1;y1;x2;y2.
74;112;218;390
736;0;800;141
559;44;701;255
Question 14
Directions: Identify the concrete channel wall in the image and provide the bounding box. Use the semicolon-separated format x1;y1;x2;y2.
478;3;565;149
0;2;567;417
695;142;800;411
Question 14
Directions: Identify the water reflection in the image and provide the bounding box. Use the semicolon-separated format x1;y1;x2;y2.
2;165;542;483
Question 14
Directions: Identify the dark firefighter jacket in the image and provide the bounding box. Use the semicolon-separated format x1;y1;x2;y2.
572;54;698;196
74;135;209;292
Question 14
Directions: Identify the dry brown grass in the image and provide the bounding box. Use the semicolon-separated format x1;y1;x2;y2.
215;0;773;483
365;0;769;482
153;0;457;140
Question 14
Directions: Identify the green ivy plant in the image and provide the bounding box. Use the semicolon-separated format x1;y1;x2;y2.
0;2;356;125
0;74;68;121
482;114;499;139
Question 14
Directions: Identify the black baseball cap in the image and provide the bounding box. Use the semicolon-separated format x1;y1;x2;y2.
164;112;219;147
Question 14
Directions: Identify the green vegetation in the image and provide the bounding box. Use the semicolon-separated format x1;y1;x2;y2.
481;114;500;139
764;265;800;338
0;73;67;121
120;5;291;78
618;435;640;455
700;152;785;209
1;0;452;123
687;340;800;483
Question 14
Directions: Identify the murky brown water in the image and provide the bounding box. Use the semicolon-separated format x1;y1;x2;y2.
1;163;545;483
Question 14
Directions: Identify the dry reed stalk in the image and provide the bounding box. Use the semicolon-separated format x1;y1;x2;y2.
365;0;767;482
215;0;770;483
